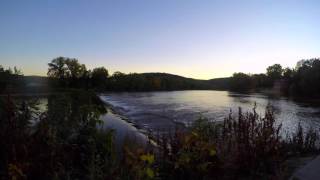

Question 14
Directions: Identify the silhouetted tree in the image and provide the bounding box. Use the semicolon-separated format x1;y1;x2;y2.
267;64;283;81
91;67;109;89
251;73;270;88
65;58;87;79
47;57;88;88
230;73;253;91
47;57;68;79
291;58;320;96
283;67;294;80
0;65;24;93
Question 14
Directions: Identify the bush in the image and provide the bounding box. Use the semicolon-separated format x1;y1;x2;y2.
154;106;319;179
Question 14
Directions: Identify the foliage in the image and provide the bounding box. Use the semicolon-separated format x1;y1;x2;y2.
230;72;253;91
47;57;68;80
154;107;319;179
226;58;320;96
119;142;156;180
290;58;320;96
0;91;115;179
47;57;89;88
0;66;24;93
91;67;109;89
267;64;283;81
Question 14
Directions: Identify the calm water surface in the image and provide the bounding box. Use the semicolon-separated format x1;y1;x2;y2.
100;90;320;135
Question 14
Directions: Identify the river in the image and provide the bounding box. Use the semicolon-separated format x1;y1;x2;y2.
100;90;320;135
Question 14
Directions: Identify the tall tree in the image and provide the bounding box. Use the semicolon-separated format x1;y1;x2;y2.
48;57;88;88
65;59;87;79
283;67;293;80
293;58;320;96
91;67;109;88
266;64;283;81
230;73;253;91
47;57;67;79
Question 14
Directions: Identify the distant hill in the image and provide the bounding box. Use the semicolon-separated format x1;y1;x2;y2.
140;73;213;90
107;72;230;91
20;73;231;92
141;73;232;90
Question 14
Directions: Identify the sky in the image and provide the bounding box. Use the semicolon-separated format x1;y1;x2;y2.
0;0;319;79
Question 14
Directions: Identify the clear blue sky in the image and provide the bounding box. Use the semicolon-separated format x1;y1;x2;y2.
0;0;319;79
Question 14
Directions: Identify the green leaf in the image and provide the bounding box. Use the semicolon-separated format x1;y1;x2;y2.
145;167;154;178
140;154;155;164
192;131;199;137
209;149;216;156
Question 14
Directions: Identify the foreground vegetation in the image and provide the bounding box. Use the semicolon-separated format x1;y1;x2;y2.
0;91;319;179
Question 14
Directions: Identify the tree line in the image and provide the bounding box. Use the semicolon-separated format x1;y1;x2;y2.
228;58;320;97
47;57;212;91
1;57;320;97
0;65;24;93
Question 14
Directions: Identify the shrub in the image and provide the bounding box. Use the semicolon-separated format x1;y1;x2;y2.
155;106;319;179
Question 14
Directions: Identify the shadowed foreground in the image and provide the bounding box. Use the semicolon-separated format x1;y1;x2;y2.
0;90;319;179
292;156;320;180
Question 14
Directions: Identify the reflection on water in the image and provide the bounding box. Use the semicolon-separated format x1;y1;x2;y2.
14;92;149;145
101;90;320;135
